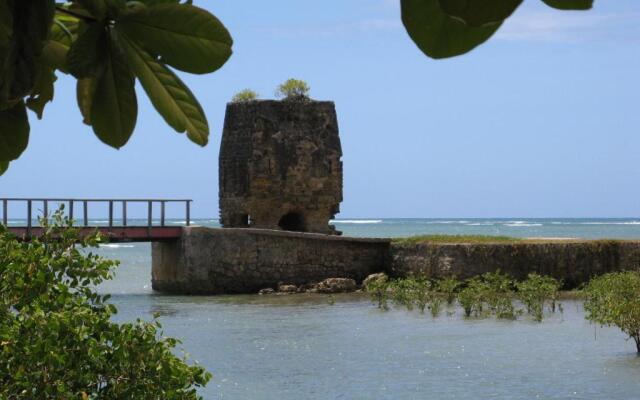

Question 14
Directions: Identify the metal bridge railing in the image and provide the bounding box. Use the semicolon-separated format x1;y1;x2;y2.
1;198;192;236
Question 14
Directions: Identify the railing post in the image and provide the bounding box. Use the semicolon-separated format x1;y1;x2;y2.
2;199;7;226
43;200;48;224
83;201;88;227
147;201;152;236
186;200;191;226
108;200;113;228
161;201;165;227
68;200;74;223
122;201;127;227
27;200;32;236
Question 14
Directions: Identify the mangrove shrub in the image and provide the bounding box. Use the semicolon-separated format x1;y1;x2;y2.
584;271;640;353
366;272;562;322
517;273;562;322
0;210;211;399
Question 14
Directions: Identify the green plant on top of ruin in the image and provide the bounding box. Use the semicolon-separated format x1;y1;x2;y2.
275;78;310;100
516;273;562;322
584;271;640;353
231;89;259;102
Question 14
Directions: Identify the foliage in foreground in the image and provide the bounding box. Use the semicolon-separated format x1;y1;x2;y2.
0;0;233;174
0;1;599;176
585;271;640;353
0;211;210;399
401;0;593;59
365;271;562;322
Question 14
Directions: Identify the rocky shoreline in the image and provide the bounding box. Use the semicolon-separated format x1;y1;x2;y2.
258;273;388;295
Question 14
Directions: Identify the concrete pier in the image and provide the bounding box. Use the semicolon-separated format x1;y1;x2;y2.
152;227;390;294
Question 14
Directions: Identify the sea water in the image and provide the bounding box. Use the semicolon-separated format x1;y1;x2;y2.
94;219;640;399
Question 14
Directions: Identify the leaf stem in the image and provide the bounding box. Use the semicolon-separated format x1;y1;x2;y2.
54;6;97;22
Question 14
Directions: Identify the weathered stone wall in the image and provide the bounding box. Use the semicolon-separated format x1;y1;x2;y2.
389;241;640;288
218;100;343;234
152;227;389;294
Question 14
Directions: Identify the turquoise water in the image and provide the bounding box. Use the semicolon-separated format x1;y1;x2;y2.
12;217;640;239
93;219;640;399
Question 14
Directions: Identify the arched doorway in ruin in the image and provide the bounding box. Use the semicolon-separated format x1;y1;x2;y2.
278;212;307;232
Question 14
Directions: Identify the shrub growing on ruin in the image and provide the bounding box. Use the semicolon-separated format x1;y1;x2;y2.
276;79;310;100
232;89;259;102
0;209;211;399
584;271;640;353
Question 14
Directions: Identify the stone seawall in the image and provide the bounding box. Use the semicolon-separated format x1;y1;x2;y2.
152;229;640;294
152;227;390;294
389;241;640;288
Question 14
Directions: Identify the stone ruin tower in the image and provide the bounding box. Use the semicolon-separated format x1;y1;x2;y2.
219;100;343;235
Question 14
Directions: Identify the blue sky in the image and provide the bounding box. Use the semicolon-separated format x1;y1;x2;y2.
1;0;639;218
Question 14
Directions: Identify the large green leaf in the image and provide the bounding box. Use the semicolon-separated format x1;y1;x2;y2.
0;0;12;102
67;22;107;78
119;32;208;145
439;0;523;27
0;0;11;49
90;30;137;148
75;0;107;19
42;40;70;73
138;0;182;5
76;77;97;125
118;4;232;74
0;101;29;161
26;65;56;119
0;0;55;103
42;17;79;73
541;0;593;10
401;0;502;59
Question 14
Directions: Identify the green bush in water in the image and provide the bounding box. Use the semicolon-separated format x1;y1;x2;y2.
367;276;443;317
584;271;640;353
437;276;460;305
367;272;561;323
365;278;390;310
480;271;518;320
516;273;562;322
458;277;489;317
390;278;418;311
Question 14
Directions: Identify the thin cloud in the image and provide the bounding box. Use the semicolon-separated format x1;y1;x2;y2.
496;10;633;43
253;18;401;38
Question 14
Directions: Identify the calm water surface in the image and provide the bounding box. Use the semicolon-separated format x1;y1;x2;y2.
96;223;640;400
